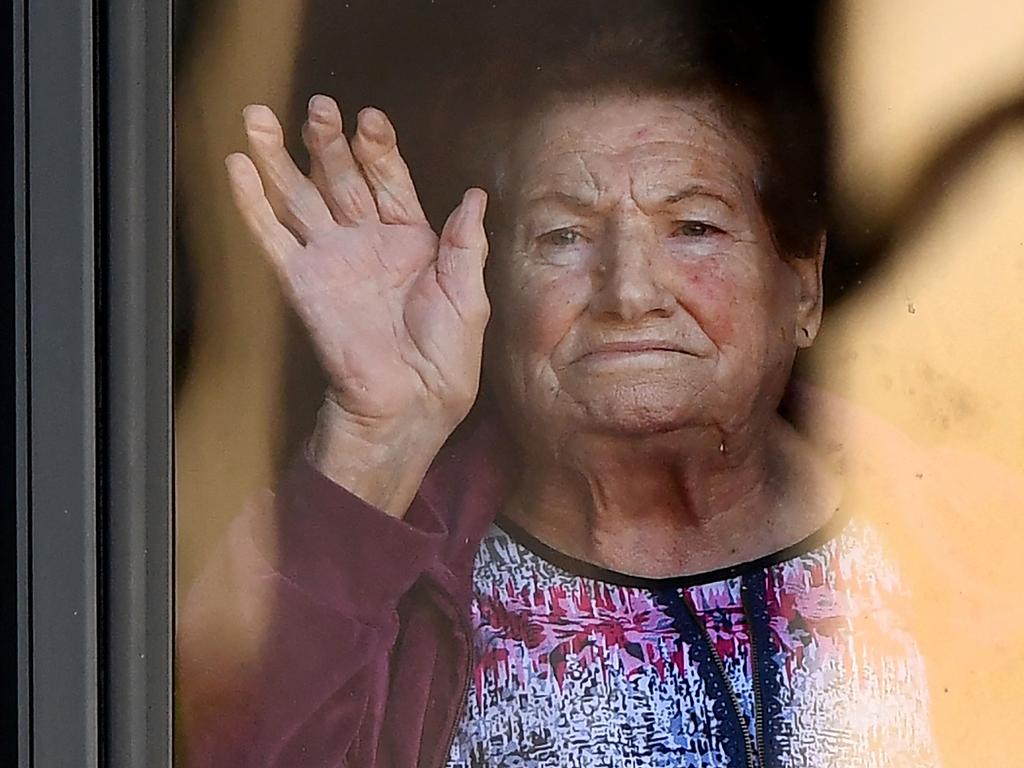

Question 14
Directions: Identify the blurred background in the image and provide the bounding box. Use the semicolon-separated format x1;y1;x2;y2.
174;1;1024;763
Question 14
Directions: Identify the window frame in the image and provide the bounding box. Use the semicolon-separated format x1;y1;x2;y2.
14;0;174;764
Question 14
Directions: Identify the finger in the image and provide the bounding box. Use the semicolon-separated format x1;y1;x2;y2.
302;95;378;225
242;104;334;243
436;188;490;324
350;107;428;226
225;152;301;267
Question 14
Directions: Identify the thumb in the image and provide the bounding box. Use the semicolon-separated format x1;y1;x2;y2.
436;188;490;324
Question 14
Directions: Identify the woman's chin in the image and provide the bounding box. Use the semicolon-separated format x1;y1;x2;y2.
574;394;707;437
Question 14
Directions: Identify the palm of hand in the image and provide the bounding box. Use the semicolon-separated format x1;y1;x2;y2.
291;222;469;421
226;96;489;430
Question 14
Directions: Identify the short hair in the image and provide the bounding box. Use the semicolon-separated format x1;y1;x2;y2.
438;0;828;260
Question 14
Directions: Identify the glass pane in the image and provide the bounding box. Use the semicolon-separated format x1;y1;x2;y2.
174;3;1024;766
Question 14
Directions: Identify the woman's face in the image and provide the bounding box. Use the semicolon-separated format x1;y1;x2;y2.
486;93;823;444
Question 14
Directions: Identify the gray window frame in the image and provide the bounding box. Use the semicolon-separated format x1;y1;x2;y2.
13;0;173;765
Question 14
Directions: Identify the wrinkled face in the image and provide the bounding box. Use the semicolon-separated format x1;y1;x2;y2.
486;94;822;442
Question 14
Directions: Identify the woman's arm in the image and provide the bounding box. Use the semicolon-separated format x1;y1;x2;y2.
178;93;490;764
178;457;448;767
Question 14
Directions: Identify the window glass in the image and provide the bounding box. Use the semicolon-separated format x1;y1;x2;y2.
174;3;1024;765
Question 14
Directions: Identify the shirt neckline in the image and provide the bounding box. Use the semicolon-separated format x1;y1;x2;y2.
493;508;853;590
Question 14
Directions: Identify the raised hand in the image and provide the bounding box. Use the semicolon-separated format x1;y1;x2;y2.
225;95;490;516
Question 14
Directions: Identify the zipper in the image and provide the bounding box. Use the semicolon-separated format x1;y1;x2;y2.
681;594;761;768
741;578;768;768
426;576;475;768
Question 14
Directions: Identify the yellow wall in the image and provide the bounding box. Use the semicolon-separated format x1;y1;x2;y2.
175;0;307;593
809;3;1024;763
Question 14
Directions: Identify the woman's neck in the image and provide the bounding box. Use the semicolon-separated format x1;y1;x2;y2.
502;415;840;578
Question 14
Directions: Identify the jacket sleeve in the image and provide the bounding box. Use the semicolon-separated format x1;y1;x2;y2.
178;458;448;767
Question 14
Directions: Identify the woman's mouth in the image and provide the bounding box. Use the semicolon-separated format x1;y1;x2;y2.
576;340;696;363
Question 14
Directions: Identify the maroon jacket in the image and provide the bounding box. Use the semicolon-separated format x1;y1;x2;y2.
179;422;507;768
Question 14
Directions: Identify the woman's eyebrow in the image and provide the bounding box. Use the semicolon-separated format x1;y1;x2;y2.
522;188;601;209
658;184;738;210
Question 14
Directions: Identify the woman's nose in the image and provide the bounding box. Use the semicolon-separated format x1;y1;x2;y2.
590;224;675;322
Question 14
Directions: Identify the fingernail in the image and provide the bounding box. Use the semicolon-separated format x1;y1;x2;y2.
308;94;332;122
466;188;487;217
357;107;390;141
242;104;274;133
224;154;251;186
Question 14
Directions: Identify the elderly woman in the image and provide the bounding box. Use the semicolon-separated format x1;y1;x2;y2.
181;8;938;768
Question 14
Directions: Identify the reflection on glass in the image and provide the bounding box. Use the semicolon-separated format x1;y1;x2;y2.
174;2;1024;766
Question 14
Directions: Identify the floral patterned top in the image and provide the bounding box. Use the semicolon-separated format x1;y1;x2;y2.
445;515;940;768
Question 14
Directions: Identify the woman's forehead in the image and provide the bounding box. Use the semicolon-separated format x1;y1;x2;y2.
511;94;760;202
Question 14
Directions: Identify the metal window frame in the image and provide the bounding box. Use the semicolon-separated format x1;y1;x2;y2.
14;0;173;765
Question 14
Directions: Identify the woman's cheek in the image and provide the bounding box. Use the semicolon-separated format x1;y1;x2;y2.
676;258;743;341
516;268;592;353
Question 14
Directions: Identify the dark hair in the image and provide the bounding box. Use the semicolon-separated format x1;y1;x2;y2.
437;0;829;259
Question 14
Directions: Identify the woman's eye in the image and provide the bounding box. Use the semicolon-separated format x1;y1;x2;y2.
672;221;720;238
538;228;585;247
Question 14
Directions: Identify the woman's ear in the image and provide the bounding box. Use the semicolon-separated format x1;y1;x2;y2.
791;232;826;348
